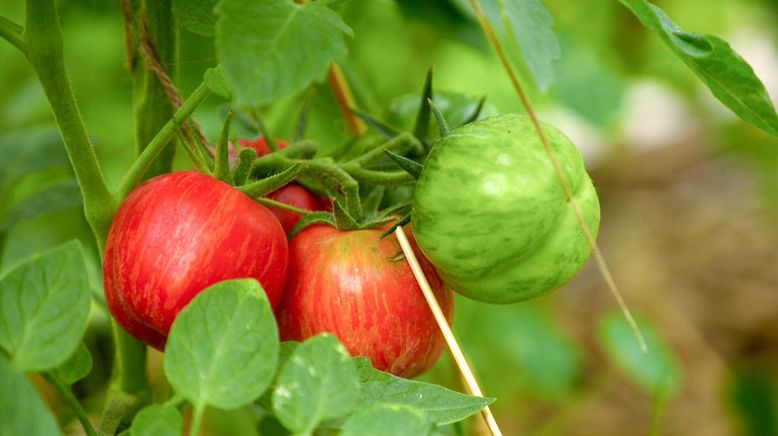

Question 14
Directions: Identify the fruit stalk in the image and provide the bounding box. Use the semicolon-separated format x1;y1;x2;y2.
394;227;502;436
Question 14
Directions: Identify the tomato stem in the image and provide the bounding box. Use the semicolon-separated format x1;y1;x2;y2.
42;373;98;436
346;132;424;167
0;15;24;50
117;82;211;201
22;0;117;252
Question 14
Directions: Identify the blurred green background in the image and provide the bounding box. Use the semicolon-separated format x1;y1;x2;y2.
1;0;778;434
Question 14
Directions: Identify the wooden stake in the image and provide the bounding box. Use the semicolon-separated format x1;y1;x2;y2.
394;227;503;436
327;63;365;136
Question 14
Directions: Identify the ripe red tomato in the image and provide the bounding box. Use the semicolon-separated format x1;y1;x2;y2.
267;183;324;233
278;224;453;377
103;171;289;349
238;137;288;156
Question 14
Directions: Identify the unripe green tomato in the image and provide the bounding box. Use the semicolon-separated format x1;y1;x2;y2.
411;114;600;303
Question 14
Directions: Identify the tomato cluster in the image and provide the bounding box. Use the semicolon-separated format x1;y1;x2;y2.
105;113;599;376
104;138;448;377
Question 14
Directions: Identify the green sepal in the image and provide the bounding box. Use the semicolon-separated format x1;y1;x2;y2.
413;68;434;142
214;112;234;183
289;212;336;239
460;96;486;126
238;163;302;198
333;198;360;230
350;109;401;139
428;98;450;137
384;150;422;179
380;213;411;239
232;148;257;186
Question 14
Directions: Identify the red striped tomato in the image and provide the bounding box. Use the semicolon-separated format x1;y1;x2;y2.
103;171;288;349
277;223;453;377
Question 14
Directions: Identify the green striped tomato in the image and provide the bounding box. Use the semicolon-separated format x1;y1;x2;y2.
411;114;600;303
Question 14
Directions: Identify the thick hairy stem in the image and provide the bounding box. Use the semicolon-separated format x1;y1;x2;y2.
133;0;179;178
347;132;423;167
21;0;151;430
22;0;116;252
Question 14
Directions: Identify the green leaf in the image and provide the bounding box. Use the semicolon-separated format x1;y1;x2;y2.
204;65;233;100
599;312;680;398
0;356;60;436
1;180;82;231
48;342;92;386
355;358;493;425
163;279;279;410
618;0;778;136
480;0;561;92
215;0;353;104
0;240;90;371
173;0;217;36
272;334;360;434
341;404;432;436
130;405;184;436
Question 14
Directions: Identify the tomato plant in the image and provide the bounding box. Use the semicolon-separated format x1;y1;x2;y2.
103;171;288;349
1;0;776;434
278;223;453;377
412;114;600;303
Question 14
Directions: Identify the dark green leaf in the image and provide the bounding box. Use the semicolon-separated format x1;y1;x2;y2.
1;180;82;231
130;405;183;436
204;65;233;99
173;0;216;36
0;240;90;371
216;0;353;103
272;334;360;434
164;279;279;409
355;358;493;425
48;342;92;386
0;356;60;436
341;404;432;436
618;0;778;135
599;312;680;398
